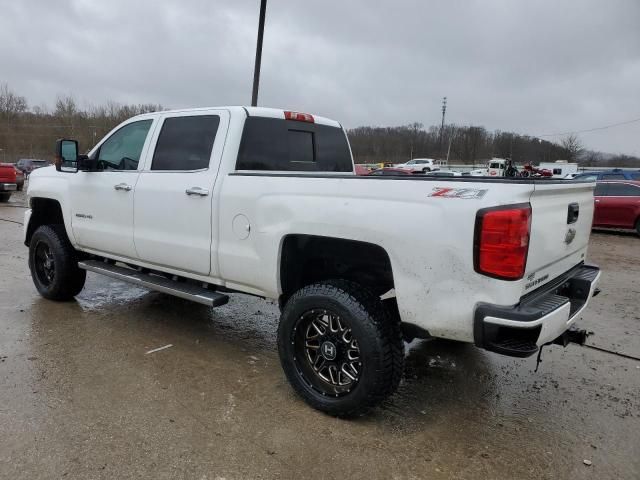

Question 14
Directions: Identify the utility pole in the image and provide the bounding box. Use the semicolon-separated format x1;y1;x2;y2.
251;0;267;107
438;96;447;157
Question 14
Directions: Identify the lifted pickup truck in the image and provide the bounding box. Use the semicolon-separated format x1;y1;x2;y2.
25;106;601;416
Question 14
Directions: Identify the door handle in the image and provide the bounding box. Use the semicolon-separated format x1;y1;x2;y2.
185;187;209;196
595;199;600;203
114;183;132;191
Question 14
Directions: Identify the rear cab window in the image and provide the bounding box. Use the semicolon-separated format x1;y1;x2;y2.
236;116;352;172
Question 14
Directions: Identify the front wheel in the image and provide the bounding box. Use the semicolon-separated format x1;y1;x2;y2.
422;167;431;173
277;280;404;417
28;225;86;301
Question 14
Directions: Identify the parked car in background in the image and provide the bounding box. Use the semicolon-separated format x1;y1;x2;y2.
375;162;395;169
424;170;463;177
573;169;640;182
14;165;25;190
16;158;51;176
395;158;437;173
593;180;640;235
367;167;414;175
0;163;18;202
355;164;372;175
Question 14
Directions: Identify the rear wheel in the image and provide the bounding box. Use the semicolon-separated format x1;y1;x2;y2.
422;167;431;173
28;225;86;300
636;218;640;237
0;193;10;202
278;280;404;417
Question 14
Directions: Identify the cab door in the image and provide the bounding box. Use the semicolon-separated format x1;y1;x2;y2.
70;117;156;259
133;109;229;276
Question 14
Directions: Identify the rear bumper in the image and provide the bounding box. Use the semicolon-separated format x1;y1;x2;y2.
0;183;17;191
474;264;601;357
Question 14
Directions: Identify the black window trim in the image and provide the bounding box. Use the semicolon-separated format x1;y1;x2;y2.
146;114;221;173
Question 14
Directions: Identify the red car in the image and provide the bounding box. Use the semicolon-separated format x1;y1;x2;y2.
0;163;18;202
593;181;640;235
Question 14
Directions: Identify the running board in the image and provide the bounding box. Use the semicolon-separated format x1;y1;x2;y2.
78;260;229;307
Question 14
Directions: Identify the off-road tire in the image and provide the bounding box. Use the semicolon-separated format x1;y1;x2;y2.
28;225;86;301
278;280;404;417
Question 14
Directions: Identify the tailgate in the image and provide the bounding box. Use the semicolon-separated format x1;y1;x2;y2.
0;165;16;182
523;181;595;294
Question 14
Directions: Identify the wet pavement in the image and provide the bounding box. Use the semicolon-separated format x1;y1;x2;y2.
1;191;639;479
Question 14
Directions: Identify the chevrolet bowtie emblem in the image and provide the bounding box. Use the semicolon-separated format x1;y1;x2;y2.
564;228;576;245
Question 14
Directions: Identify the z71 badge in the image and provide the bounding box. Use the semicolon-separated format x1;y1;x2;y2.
428;187;488;199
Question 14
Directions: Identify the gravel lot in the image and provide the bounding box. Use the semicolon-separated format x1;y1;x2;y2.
1;190;638;479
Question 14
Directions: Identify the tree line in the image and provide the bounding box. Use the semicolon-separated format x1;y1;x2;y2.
348;124;637;167
0;83;161;163
0;82;637;167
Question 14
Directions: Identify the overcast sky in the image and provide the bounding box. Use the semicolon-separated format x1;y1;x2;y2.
1;0;639;154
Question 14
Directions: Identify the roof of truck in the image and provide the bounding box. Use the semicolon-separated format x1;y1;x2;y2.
136;106;342;128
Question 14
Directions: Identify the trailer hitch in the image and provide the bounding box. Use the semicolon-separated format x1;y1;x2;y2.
552;325;591;347
534;326;591;372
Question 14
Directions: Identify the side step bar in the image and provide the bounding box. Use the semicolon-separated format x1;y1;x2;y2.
78;260;229;307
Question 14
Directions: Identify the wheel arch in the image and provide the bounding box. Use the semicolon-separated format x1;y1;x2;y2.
25;197;70;246
278;234;395;307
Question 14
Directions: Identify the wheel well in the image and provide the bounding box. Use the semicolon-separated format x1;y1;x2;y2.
25;198;64;246
279;235;394;305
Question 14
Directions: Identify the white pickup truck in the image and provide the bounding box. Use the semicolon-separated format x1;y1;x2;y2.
24;106;601;416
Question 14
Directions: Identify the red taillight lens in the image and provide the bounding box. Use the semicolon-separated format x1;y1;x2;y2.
284;111;314;123
474;205;531;280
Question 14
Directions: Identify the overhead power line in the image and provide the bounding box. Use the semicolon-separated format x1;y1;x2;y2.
537;116;640;137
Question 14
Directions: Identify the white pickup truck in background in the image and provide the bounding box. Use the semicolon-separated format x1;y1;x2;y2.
24;106;601;416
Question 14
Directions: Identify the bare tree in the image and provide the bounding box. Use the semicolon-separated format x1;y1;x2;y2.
560;134;584;162
0;83;28;121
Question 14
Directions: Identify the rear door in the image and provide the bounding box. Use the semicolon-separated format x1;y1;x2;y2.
524;181;596;293
133;109;229;276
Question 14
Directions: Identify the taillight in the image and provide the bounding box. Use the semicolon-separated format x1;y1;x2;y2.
284;111;314;123
474;204;531;280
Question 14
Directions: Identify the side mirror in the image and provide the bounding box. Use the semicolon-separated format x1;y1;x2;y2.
55;139;79;172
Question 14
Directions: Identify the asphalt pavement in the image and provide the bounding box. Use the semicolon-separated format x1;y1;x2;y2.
1;191;638;479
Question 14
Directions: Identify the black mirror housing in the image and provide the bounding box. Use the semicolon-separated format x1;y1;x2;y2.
55;139;79;172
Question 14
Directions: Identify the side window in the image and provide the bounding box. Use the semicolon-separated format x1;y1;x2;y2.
602;174;625;180
151;115;220;171
97;120;152;171
236;117;352;172
594;183;608;196
607;184;640;196
630;173;640;180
